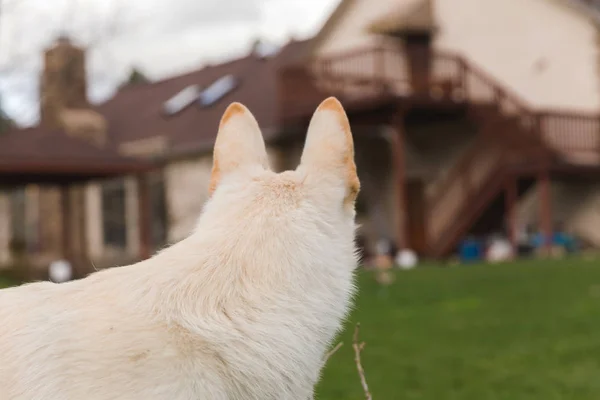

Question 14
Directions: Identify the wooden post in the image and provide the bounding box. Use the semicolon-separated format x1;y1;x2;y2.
597;116;600;159
538;170;552;251
75;186;88;274
137;173;151;260
375;45;386;93
459;57;468;98
60;185;72;262
504;175;518;252
534;112;544;144
391;110;408;250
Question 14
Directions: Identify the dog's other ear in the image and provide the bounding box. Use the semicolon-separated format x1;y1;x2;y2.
299;97;360;203
209;102;269;195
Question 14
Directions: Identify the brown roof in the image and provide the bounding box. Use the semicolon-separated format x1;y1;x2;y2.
0;126;153;179
368;0;437;36
96;38;313;157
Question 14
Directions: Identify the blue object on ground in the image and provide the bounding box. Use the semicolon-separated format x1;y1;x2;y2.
459;237;483;263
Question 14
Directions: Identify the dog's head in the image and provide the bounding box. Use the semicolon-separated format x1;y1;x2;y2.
197;97;359;271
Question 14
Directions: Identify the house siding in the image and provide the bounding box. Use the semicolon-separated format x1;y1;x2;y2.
315;0;600;111
315;0;421;55
436;0;600;111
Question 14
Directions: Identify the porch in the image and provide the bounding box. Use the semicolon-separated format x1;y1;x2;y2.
276;40;600;258
0;141;157;279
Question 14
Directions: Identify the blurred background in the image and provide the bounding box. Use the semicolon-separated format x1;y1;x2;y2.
2;0;600;398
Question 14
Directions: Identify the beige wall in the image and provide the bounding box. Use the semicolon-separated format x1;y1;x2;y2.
315;0;421;55
569;186;600;246
518;180;600;246
314;0;600;111
165;156;214;243
436;0;600;111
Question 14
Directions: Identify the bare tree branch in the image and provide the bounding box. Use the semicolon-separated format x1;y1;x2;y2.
353;323;372;400
0;0;137;125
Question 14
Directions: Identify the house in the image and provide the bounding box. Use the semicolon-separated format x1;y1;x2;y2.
0;125;153;277
0;36;312;275
3;0;600;274
278;0;600;257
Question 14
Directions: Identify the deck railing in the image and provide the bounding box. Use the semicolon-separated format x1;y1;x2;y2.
279;43;600;160
278;43;600;254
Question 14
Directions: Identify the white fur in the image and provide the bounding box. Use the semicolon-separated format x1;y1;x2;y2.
0;98;359;400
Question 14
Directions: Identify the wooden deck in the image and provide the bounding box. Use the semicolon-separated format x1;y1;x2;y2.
278;43;600;257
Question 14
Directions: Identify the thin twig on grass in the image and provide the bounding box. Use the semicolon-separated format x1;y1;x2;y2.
353;323;372;400
324;341;344;362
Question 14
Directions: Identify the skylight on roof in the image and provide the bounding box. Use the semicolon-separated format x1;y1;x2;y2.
198;75;238;107
164;84;201;115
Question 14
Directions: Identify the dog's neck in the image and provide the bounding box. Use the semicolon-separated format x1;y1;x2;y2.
136;231;354;399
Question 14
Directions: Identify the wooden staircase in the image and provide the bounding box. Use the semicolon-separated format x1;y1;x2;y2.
424;113;547;257
278;43;600;257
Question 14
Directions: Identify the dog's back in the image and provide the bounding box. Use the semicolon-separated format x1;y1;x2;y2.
0;97;360;400
0;265;227;399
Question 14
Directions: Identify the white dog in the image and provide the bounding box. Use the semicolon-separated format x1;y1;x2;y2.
0;97;360;400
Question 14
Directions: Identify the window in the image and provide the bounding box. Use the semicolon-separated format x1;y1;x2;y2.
198;75;238;107
163;84;201;115
101;179;127;250
163;75;239;115
9;187;26;255
9;185;39;255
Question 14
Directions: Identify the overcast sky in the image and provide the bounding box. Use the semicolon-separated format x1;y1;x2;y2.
0;0;339;126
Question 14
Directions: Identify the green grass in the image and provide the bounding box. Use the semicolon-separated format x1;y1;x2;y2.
0;274;19;288
3;259;600;398
317;257;600;399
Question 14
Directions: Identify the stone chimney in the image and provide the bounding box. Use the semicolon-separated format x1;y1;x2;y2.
40;36;107;146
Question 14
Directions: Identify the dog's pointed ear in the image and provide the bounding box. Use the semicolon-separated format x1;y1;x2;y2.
299;97;360;202
209;102;269;195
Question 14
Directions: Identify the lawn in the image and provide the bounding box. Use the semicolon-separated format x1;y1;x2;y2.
2;258;600;399
317;257;600;399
